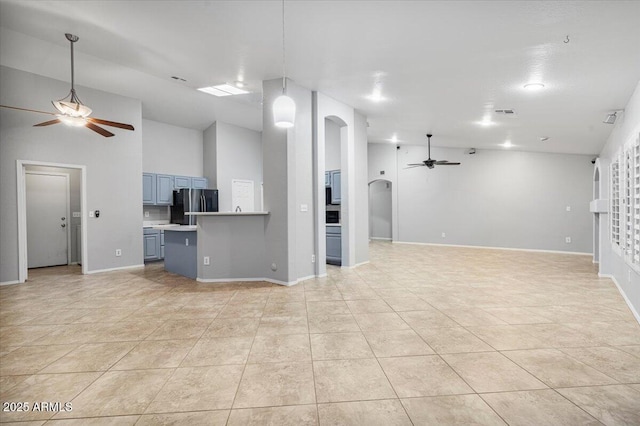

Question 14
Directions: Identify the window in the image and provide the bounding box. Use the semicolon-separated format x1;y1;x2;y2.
625;149;633;256
611;158;620;247
634;136;640;263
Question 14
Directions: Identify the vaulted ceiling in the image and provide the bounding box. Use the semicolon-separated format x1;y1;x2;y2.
1;0;639;154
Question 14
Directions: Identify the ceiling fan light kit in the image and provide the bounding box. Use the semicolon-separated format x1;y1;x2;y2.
0;33;134;138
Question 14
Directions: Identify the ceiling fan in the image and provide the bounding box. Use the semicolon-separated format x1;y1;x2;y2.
407;134;461;169
0;33;134;138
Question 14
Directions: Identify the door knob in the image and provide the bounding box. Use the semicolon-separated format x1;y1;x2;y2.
61;217;66;221
61;223;66;228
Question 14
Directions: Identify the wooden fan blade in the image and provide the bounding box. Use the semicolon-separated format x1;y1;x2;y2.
33;119;61;127
435;162;461;165
1;104;57;116
404;165;425;169
407;163;425;166
87;117;134;131
86;122;114;137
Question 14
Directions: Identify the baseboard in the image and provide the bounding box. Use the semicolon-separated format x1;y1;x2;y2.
370;237;392;241
598;273;640;325
393;240;592;256
86;264;145;274
0;280;20;286
197;273;323;287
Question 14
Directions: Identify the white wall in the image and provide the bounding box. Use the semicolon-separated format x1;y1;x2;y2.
142;119;203;176
368;142;594;253
0;66;143;283
598;80;640;320
354;111;369;265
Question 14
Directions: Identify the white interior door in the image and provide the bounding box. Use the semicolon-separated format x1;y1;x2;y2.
26;172;69;268
232;179;255;212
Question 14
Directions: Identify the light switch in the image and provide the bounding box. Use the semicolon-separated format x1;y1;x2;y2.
300;204;308;212
566;206;571;212
89;211;94;218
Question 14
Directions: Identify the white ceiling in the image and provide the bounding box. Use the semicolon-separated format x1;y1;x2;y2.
1;0;639;155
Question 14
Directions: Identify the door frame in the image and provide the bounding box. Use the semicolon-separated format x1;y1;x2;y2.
25;170;72;267
17;160;88;282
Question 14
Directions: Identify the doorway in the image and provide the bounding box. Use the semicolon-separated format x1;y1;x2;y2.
26;172;70;268
17;160;87;282
369;180;392;240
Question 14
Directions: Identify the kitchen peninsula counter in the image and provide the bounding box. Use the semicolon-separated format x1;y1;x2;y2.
181;212;271;282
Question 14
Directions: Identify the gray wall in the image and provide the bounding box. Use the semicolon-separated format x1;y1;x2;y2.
142;119;203;176
24;165;82;263
598;80;640;320
325;118;341;171
262;78;315;283
1;66;143;282
368;142;594;253
354;111;369;264
369;180;392;239
203;122;218;190
216;122;263;212
202;121;262;212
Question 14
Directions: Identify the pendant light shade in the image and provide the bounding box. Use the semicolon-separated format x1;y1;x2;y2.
273;94;296;128
273;0;295;128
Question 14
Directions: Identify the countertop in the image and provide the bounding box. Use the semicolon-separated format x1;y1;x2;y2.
326;223;342;227
162;225;197;232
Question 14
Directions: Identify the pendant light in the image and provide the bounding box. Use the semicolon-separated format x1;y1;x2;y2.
273;0;295;128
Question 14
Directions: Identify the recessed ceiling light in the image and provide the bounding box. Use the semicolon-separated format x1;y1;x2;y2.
540;136;550;142
478;116;495;127
501;141;513;148
389;134;399;143
524;82;545;91
234;80;245;88
198;84;249;97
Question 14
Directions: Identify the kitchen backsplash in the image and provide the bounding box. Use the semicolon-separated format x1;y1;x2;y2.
143;205;170;222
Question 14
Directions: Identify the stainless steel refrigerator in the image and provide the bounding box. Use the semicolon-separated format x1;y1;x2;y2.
170;188;219;225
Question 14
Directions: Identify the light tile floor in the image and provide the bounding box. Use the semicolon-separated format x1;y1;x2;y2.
1;241;640;425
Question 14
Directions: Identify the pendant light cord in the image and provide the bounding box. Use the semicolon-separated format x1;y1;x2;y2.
281;0;286;94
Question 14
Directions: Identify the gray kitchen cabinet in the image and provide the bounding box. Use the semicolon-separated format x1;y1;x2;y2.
330;170;341;204
156;174;174;205
326;225;342;265
191;177;208;189
325;172;331;187
143;229;161;261
174;176;192;189
143;229;165;262
142;173;156;205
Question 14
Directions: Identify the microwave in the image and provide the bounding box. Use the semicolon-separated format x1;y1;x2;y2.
326;210;340;223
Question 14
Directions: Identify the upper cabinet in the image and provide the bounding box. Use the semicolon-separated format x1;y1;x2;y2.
143;173;209;205
174;176;191;189
325;172;331;188
156;174;174;205
142;173;156;205
191;177;208;189
330;170;341;204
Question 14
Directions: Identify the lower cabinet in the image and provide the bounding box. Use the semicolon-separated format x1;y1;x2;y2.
326;225;342;265
143;229;165;262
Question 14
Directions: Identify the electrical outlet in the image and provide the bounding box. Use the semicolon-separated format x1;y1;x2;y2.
203;256;210;266
441;232;446;238
144;211;150;217
185;238;189;246
89;211;94;218
300;204;308;212
565;237;572;243
115;249;122;257
311;254;316;263
566;206;571;212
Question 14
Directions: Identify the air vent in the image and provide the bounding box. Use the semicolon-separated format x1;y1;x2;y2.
495;109;516;115
171;76;187;82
